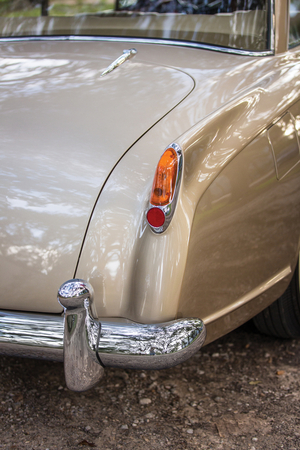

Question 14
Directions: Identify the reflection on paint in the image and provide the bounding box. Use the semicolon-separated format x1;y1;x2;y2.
0;40;193;313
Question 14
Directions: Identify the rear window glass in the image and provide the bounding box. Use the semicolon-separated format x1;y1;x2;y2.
0;0;270;52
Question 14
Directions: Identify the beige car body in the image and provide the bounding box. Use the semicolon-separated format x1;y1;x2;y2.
77;35;300;344
0;1;299;388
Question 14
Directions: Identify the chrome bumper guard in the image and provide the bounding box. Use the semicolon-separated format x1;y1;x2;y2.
0;279;206;392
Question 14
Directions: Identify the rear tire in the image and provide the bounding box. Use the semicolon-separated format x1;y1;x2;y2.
253;266;300;338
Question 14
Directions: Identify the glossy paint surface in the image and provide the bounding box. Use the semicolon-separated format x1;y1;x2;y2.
77;39;300;330
0;40;193;312
275;0;289;54
179;129;300;342
2;2;300;346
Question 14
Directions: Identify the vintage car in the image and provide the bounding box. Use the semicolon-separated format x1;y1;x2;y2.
0;0;300;391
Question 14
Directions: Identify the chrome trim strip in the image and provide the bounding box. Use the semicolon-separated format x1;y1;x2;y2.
0;35;274;57
270;0;275;54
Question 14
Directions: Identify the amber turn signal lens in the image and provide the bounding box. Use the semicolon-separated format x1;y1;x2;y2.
147;207;165;228
150;147;178;206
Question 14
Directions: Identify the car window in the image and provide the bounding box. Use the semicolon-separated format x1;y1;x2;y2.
0;0;270;53
290;0;300;47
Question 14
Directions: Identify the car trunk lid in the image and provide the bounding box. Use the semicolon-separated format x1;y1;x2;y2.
0;40;194;312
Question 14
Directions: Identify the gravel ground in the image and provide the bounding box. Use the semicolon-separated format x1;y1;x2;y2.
0;323;299;450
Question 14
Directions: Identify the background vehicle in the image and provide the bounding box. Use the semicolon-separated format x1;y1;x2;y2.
0;0;300;391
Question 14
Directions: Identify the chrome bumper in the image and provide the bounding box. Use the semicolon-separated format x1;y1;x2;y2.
0;310;64;361
0;279;206;392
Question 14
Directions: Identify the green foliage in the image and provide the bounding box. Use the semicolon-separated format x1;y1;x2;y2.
0;0;114;17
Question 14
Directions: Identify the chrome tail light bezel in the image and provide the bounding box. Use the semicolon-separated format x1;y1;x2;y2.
147;143;183;234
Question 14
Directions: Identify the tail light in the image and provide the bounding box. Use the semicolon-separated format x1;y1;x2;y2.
147;143;182;233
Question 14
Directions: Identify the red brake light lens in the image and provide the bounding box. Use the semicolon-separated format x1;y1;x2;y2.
147;207;165;228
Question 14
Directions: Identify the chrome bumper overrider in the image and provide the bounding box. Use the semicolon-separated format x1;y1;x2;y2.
0;279;206;392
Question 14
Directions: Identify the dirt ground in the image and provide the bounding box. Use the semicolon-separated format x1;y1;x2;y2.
0;322;299;450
